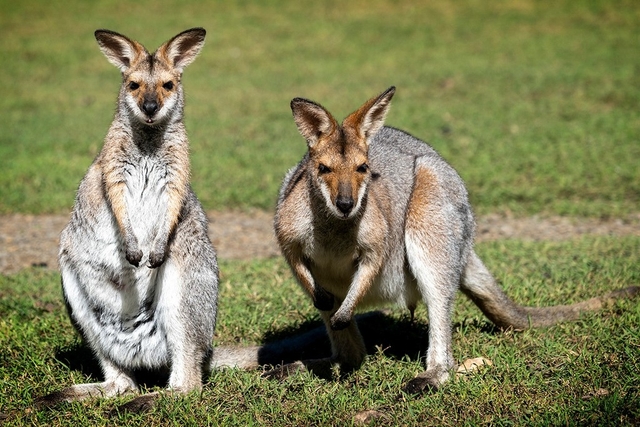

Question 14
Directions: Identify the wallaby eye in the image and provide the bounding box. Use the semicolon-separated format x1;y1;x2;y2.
128;81;140;91
163;81;174;90
318;164;331;174
356;163;369;173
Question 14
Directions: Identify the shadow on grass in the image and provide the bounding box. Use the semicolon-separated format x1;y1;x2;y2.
53;311;498;383
254;310;488;367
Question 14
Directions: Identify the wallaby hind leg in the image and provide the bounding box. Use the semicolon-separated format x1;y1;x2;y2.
167;348;206;394
403;232;458;393
402;166;462;393
157;252;215;394
109;259;216;415
319;307;367;370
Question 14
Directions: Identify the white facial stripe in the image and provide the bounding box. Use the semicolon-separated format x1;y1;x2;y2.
350;179;369;217
319;179;341;217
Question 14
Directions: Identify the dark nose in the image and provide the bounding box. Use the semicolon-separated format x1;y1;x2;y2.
143;100;158;116
336;196;354;215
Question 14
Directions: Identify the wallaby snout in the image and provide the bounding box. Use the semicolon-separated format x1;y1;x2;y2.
336;194;354;215
321;168;365;219
335;181;355;215
132;82;170;125
142;96;159;117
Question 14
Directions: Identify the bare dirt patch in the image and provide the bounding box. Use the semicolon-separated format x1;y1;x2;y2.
0;211;638;275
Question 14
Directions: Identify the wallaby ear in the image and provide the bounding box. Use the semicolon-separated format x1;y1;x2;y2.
157;28;206;73
291;98;338;149
343;86;396;144
95;30;146;72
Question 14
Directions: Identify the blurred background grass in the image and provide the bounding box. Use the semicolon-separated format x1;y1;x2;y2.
1;0;638;216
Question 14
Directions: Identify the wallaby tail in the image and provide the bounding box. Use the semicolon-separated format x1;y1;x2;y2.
461;251;639;330
210;320;332;371
210;345;262;370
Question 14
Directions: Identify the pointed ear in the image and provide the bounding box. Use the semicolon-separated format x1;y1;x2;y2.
290;98;338;149
94;29;146;72
157;28;206;73
343;86;396;143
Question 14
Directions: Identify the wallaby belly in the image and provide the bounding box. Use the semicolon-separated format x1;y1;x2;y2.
307;226;420;310
309;249;357;297
59;163;176;370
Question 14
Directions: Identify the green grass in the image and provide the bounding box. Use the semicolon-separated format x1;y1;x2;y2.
1;236;639;426
0;0;638;216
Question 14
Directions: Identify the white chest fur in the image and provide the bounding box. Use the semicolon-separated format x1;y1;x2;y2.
124;157;169;251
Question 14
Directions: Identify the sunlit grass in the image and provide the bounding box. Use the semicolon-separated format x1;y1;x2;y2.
1;236;639;425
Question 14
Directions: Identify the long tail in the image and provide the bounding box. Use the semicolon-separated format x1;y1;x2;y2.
209;319;332;371
210;345;262;370
460;251;639;330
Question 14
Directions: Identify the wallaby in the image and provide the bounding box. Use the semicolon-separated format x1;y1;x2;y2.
40;28;219;407
271;86;639;393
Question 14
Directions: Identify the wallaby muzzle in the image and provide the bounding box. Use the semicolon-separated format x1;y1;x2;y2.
335;181;355;216
142;95;159;120
336;195;354;215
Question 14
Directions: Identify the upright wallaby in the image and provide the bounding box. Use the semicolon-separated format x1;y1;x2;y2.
43;28;218;405
273;86;639;393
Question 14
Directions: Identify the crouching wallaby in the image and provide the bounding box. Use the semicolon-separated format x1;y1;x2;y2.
272;86;639;394
40;28;219;407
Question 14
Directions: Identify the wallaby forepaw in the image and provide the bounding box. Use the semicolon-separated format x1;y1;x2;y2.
330;310;352;330
147;237;169;268
313;287;334;311
147;249;166;269
125;247;143;267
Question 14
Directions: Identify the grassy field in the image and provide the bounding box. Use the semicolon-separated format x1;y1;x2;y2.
1;1;639;426
0;0;638;216
1;237;639;426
